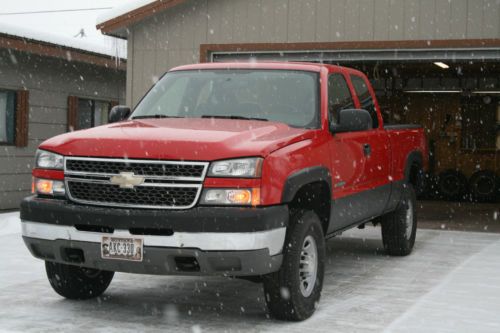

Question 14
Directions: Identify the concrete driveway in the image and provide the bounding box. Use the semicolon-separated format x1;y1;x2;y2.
1;212;499;332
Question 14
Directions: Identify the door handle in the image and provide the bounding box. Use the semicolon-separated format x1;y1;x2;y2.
363;143;371;156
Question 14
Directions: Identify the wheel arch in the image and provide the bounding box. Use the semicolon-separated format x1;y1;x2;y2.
404;151;425;193
282;166;332;234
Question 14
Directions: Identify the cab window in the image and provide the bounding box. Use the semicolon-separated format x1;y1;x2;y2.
350;75;379;129
328;73;354;124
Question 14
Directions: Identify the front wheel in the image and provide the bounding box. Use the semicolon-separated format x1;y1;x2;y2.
380;183;417;256
263;210;325;321
45;262;114;300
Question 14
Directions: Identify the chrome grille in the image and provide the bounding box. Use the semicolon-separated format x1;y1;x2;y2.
65;159;206;181
64;157;208;209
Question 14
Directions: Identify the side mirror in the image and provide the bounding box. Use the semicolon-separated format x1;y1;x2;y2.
330;109;372;133
109;105;131;123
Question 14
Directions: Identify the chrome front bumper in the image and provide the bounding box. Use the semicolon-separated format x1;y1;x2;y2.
21;221;286;276
21;221;286;256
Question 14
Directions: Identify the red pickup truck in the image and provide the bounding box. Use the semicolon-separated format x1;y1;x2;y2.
21;62;427;321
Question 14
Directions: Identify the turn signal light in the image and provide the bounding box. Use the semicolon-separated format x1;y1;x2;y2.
251;188;260;206
36;179;53;194
34;178;66;196
228;189;251;204
201;188;260;206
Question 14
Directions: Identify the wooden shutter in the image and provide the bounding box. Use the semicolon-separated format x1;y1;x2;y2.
15;90;29;147
67;96;79;131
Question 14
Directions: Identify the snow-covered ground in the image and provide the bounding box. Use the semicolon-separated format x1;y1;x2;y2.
1;212;500;332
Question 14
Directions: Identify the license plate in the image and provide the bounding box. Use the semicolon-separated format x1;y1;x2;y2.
101;236;143;262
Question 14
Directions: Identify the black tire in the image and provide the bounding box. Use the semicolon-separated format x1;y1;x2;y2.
263;210;325;321
45;262;114;300
381;183;417;256
437;170;468;201
469;170;499;203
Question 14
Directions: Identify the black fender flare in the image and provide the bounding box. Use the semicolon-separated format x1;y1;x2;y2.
404;151;424;182
281;166;332;203
404;151;426;197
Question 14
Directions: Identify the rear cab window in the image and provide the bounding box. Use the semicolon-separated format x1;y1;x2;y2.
350;75;379;129
327;73;355;124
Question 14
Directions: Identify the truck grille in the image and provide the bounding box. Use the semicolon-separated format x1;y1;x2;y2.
64;157;208;209
65;159;206;180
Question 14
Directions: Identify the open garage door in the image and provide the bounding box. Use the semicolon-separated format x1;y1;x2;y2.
210;47;500;203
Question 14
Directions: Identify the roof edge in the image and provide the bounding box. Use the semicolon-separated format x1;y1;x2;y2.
0;33;126;70
97;0;186;38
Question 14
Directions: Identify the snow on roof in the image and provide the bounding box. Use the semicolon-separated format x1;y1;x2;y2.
0;21;126;59
97;0;157;26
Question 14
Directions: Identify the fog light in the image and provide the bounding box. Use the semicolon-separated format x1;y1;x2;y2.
201;188;260;206
35;178;65;196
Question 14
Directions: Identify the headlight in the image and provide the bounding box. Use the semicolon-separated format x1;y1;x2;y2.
208;158;263;178
200;188;260;206
33;178;66;196
36;150;64;169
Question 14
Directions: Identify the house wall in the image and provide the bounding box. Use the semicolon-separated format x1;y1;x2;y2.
126;0;500;106
0;50;125;210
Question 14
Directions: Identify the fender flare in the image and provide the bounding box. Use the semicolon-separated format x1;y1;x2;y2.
404;151;424;182
281;166;332;203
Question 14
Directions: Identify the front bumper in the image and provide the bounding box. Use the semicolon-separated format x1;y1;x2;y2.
20;197;288;276
20;196;288;232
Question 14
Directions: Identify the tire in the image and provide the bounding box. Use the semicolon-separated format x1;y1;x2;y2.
263;210;325;321
45;262;114;300
381;183;417;256
437;170;468;201
469;170;499;203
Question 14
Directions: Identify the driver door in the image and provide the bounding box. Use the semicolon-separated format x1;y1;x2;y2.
327;71;368;232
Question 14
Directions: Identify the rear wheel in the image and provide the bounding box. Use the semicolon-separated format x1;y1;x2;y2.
263;210;325;321
380;183;417;256
45;262;114;300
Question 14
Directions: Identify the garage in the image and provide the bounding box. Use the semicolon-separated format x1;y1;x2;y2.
203;43;500;202
97;0;500;203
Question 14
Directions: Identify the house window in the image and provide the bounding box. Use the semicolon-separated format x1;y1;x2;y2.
0;89;16;145
68;96;116;131
461;96;500;151
0;89;29;147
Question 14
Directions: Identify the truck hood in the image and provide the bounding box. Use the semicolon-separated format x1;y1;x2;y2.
39;118;314;161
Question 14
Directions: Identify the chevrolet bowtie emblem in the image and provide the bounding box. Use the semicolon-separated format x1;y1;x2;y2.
110;172;145;189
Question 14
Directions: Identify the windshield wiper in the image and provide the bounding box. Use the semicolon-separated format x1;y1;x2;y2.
201;115;268;121
132;115;185;119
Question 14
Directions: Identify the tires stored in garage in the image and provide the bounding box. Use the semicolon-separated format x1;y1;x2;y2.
469;170;499;203
437;170;468;201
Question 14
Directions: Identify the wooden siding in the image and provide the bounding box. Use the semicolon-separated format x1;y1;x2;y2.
0;50;125;210
127;0;500;106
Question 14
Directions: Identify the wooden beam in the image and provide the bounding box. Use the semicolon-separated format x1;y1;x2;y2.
199;39;500;63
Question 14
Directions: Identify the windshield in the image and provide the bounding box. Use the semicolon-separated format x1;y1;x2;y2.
131;69;320;128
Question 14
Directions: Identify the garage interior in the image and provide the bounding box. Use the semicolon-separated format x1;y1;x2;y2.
211;47;500;204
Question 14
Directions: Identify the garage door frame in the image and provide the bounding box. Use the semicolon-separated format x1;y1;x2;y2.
200;39;500;63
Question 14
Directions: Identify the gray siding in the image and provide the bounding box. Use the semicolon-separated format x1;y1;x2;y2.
127;0;500;106
0;50;125;210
